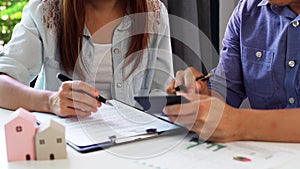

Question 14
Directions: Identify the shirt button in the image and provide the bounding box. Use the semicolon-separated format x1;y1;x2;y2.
116;83;123;88
288;60;296;68
114;48;120;54
256;51;263;58
289;97;295;104
292;21;299;27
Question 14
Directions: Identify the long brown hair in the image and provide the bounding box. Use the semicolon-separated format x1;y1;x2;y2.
58;0;150;77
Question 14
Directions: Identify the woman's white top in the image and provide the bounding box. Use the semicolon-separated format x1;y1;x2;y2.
90;43;113;99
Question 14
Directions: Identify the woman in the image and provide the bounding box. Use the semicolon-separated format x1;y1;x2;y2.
0;0;173;117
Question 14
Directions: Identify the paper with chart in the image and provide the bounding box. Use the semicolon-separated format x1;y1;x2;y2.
134;134;298;169
34;100;179;147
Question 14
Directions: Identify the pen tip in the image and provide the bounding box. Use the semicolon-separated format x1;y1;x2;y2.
106;101;114;106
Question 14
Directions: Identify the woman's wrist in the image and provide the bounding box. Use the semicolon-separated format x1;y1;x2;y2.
43;90;55;113
29;89;55;114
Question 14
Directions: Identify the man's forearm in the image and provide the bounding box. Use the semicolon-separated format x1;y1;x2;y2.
239;108;300;142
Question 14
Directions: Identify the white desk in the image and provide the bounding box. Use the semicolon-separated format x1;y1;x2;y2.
1;108;300;169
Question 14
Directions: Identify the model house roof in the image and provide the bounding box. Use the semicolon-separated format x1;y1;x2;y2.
5;108;36;126
37;119;65;134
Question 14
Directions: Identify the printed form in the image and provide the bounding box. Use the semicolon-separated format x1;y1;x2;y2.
34;100;179;147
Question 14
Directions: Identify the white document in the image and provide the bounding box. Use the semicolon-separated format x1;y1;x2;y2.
134;134;298;169
34;100;179;147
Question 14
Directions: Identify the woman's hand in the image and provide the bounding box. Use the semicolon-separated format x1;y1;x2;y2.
48;81;101;117
166;67;210;95
163;93;244;142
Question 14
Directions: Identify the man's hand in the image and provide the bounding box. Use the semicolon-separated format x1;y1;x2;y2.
166;67;210;95
164;93;244;143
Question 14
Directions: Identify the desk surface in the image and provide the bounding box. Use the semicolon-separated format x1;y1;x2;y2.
1;108;300;169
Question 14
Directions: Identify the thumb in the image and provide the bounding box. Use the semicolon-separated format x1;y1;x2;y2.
196;80;209;94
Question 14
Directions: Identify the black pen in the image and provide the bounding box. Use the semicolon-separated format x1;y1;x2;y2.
175;73;213;92
195;73;213;82
56;73;113;106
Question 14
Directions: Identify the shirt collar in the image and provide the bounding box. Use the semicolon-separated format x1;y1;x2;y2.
257;0;297;19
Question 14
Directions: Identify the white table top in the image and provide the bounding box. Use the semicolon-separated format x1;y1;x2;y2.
1;108;300;169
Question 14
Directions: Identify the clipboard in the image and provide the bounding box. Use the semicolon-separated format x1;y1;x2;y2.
134;95;190;115
34;100;183;153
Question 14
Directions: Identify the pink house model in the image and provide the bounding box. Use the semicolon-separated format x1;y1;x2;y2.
35;119;67;160
4;108;37;162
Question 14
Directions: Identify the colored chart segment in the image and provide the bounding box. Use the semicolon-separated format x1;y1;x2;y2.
233;156;252;162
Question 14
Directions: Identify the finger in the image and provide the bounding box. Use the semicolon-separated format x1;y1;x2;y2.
55;88;98;115
178;93;200;101
72;108;92;117
166;79;176;94
57;99;96;117
167;115;196;131
69;81;99;97
184;67;203;93
191;121;204;134
70;99;98;113
59;84;98;109
53;102;76;117
60;107;92;117
98;102;102;107
195;80;210;94
60;82;72;91
167;115;177;123
174;70;185;87
163;101;200;116
179;93;211;103
67;91;98;109
171;113;199;127
168;115;202;133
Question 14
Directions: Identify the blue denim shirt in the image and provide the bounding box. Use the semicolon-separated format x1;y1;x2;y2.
210;0;300;109
0;0;173;107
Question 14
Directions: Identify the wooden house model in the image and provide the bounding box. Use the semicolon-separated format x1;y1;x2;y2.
35;119;67;160
4;108;37;162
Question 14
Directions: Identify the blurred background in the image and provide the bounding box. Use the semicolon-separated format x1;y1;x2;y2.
0;0;28;51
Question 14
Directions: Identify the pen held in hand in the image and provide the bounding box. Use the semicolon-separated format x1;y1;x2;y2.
95;95;113;106
195;73;213;82
56;73;113;106
174;73;213;92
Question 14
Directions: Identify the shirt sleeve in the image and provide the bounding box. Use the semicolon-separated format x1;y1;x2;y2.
209;0;247;108
149;2;174;95
0;1;43;85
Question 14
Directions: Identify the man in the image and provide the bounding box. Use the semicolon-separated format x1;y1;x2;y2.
165;0;300;142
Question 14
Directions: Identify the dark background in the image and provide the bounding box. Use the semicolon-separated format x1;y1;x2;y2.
162;0;219;73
